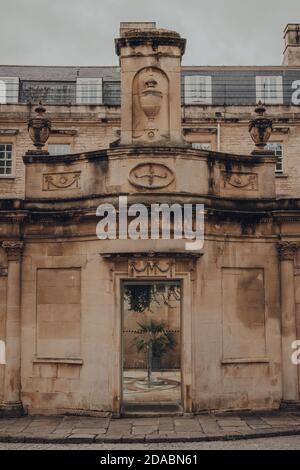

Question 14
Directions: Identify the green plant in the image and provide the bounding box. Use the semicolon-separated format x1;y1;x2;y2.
132;319;176;387
124;284;153;312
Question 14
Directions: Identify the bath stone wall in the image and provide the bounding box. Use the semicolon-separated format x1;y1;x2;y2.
192;238;282;411
221;268;266;359
21;240;114;413
36;268;81;358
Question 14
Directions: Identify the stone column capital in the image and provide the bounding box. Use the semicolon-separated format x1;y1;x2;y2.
277;241;298;261
2;241;24;261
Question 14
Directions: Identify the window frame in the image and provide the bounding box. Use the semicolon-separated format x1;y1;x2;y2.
266;141;284;174
0;141;15;178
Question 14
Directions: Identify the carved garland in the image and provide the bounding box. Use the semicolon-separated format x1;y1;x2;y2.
129;259;174;277
222;171;258;191
43;172;81;191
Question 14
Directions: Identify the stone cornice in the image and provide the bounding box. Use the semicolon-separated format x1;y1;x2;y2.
115;30;186;56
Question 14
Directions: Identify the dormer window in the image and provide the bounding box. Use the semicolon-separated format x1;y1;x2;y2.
76;78;103;104
0;77;19;104
184;75;212;105
255;76;283;104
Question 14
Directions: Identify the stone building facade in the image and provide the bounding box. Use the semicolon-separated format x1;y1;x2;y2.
0;22;300;416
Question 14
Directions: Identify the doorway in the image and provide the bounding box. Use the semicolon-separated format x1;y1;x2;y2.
121;280;182;413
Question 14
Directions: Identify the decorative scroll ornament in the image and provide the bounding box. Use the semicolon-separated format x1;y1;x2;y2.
277;241;298;261
129;162;174;189
2;241;24;261
222;172;258;190
43;172;81;191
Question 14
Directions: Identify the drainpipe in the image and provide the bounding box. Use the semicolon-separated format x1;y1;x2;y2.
215;112;222;152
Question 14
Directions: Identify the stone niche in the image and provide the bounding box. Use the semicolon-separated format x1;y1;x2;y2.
132;66;169;144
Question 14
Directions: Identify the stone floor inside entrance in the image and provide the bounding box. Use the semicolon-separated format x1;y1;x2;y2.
123;369;181;404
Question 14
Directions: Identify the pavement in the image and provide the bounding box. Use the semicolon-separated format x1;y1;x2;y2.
1;410;300;444
1;435;300;450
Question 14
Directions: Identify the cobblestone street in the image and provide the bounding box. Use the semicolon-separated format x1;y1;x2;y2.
1;411;300;444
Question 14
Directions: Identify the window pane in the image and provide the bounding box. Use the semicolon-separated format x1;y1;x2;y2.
192;142;211;150
48;144;71;156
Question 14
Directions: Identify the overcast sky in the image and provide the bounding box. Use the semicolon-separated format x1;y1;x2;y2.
1;0;300;66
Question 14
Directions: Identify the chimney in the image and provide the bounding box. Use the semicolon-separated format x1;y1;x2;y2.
119;22;156;37
283;24;300;65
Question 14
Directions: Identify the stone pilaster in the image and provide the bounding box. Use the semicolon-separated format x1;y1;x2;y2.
0;241;24;417
277;241;299;404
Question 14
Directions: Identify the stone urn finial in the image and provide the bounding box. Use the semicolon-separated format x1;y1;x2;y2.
27;102;51;154
249;101;273;148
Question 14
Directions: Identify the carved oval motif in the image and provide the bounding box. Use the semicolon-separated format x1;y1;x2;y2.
129;162;175;189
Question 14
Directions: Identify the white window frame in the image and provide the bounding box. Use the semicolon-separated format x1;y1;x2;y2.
256;76;283;105
266;142;284;174
76;78;103;104
48;143;71;156
0;143;13;177
184;75;212;105
192;142;211;150
0;77;19;104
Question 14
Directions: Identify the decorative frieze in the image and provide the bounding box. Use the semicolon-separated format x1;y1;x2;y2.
277;241;299;261
128;258;175;278
222;171;258;191
43;171;81;191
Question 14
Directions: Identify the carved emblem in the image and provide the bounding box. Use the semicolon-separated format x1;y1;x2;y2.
222;171;258;191
129;162;174;189
43;171;81;191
